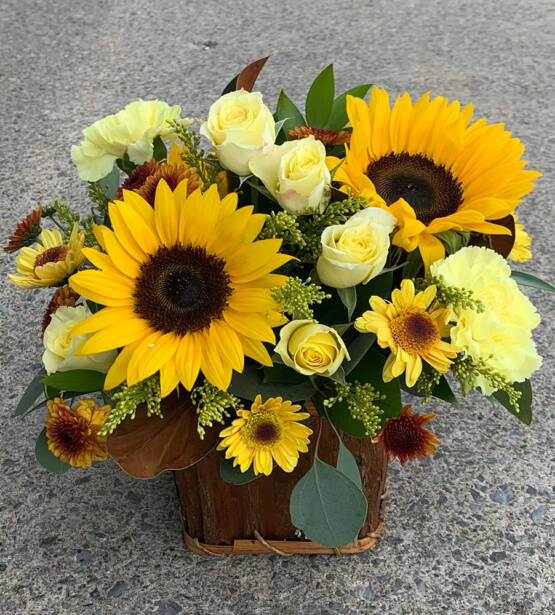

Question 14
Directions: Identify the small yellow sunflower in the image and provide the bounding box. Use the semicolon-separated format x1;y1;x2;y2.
355;279;458;387
69;180;291;397
45;397;110;467
218;395;313;476
330;88;540;270
9;223;85;288
509;214;532;262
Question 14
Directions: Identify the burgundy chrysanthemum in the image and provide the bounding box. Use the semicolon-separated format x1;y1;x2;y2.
287;126;351;146
4;206;42;253
41;286;80;336
374;404;440;466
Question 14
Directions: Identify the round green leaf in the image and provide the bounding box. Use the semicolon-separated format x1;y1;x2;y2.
35;428;70;474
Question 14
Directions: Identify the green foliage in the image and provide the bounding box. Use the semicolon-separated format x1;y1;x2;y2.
435;230;470;255
229;365;315;402
427;274;484;312
99;374;162;436
403;373;459;406
35;428;70;474
191;380;244;438
41;370;105;394
41;199;81;241
452;355;522;413
492;379;532;425
271;276;330;319
511;271;555;293
306;64;335;128
323;381;384;437
337;286;357;320
344;333;377;375
325;84;372;130
219;450;261;485
167;119;221;188
116;153;136;175
275;90;306;142
290;454;367;547
258;210;306;251
152;135;167;161
14;371;46;417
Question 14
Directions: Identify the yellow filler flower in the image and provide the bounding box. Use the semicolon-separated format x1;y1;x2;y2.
330;88;540;270
9;223;85;288
69;180;291;396
355;279;458;387
218;395;313;476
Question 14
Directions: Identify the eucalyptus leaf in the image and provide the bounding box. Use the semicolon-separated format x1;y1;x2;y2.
325;84;372;130
492;379;532;425
336;441;362;489
35;428;70;474
305;65;335;128
41;370;106;394
337;286;357;320
14;371;47;416
511;271;555;293
97;164;120;201
219;451;261;485
290;455;367;547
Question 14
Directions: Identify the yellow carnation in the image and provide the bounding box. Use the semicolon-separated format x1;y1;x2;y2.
430;246;541;393
71;100;184;181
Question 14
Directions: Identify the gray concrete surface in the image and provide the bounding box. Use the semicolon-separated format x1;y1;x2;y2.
1;1;554;613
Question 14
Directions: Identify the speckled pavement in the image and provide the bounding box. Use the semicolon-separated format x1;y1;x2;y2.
1;1;554;614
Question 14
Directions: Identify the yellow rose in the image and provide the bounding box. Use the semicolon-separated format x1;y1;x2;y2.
200;90;275;176
430;246;542;393
71;100;184;182
274;320;350;377
249;136;331;214
316;207;397;288
42;305;117;375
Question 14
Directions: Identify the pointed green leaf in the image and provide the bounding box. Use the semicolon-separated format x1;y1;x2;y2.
290;455;367;547
511;271;555;293
353;271;393;320
492;379;532;425
35;428;70;474
97;164;120;201
325;84;372;130
345;333;376;375
336;441;362;489
41;370;106;394
337;286;357;320
276;90;306;136
229;365;315;402
152;136;167;161
14;371;47;416
306;65;335;128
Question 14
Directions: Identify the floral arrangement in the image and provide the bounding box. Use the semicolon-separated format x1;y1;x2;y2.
9;58;553;549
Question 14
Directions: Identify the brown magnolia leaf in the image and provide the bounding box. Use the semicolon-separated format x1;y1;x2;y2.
469;214;516;258
330;187;349;202
236;56;269;92
107;392;220;479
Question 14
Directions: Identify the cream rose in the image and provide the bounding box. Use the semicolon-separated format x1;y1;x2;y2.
275;320;350;377
42;305;117;375
248;136;331;215
200;90;275;176
316;207;397;288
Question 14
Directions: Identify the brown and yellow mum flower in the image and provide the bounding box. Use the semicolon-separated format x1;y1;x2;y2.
9;223;85;289
4;206;42;253
45;398;110;467
355;279;458;387
218;395;313;475
374;404;440;465
41;285;80;336
288;126;351;146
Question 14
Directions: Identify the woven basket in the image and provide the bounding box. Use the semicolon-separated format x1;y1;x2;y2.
174;416;388;556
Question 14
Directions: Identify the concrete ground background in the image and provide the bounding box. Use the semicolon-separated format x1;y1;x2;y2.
0;1;553;613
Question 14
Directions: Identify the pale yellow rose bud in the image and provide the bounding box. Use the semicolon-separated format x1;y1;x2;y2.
249;136;331;215
200;90;275;176
42;305;117;375
274;319;350;377
316;207;397;288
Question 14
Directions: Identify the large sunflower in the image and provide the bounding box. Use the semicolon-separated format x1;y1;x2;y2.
330;88;540;270
69;180;291;397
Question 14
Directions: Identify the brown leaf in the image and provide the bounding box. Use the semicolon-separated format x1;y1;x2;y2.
330;187;349;202
469;214;516;258
107;392;220;479
236;56;269;92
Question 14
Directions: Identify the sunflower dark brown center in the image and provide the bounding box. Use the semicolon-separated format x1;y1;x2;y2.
133;244;232;336
34;246;68;270
366;153;462;224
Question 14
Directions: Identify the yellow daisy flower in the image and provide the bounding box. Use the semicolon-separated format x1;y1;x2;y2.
330;88;540;270
9;223;85;288
217;395;313;476
355;279;458;387
509;214;532;262
69;180;291;397
45;397;110;467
